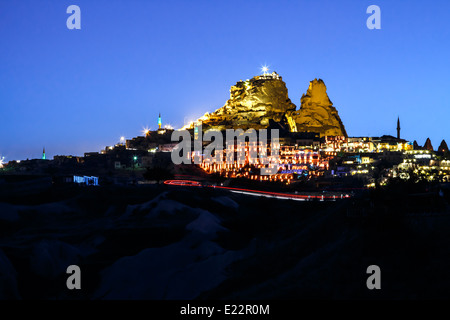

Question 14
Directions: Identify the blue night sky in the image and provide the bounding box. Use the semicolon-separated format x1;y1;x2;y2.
1;0;449;161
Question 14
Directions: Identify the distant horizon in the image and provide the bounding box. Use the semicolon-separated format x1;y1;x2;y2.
1;0;449;161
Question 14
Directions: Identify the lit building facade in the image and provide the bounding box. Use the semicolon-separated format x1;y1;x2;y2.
396;150;450;182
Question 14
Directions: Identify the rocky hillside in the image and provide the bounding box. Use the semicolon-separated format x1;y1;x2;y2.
1;182;450;299
184;73;347;137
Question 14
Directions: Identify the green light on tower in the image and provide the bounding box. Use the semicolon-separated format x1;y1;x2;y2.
42;147;46;160
158;113;162;129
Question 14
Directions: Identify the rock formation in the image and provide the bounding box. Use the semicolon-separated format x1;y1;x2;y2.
424;138;434;151
185;72;296;131
292;79;347;137
438;139;448;153
184;73;347;137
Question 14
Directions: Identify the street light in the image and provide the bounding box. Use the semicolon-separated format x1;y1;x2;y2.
133;155;138;170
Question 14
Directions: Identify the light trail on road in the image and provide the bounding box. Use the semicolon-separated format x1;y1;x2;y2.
163;180;351;201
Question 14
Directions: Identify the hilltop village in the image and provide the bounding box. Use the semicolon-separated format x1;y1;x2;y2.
1;72;449;190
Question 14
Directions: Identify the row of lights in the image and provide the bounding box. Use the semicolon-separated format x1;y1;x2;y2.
117;124;176;144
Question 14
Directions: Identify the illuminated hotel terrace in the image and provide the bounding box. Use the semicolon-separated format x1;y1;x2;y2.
195;141;331;184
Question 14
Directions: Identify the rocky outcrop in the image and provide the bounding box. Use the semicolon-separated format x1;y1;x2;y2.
184;72;296;131
424;138;434;151
184;74;347;137
438;140;448;153
292;79;347;137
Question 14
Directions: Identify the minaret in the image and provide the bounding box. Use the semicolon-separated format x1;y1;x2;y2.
397;117;401;139
42;147;46;160
158;113;162;129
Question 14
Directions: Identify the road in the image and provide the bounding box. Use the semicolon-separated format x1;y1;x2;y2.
163;180;351;201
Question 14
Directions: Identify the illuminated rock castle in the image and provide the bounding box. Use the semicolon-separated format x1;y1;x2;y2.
184;69;347;137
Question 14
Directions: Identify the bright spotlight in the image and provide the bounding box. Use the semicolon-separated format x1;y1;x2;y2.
142;127;150;136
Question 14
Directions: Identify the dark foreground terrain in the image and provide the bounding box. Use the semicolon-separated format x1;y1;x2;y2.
1;176;450;299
